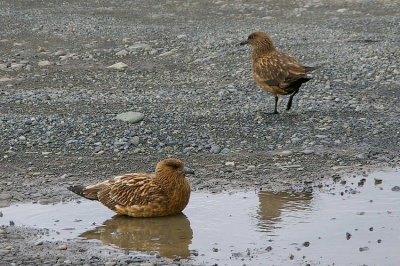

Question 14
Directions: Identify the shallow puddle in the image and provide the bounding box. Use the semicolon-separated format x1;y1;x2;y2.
1;169;399;265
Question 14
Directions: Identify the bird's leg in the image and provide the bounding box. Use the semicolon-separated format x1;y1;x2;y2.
286;90;299;111
273;95;279;114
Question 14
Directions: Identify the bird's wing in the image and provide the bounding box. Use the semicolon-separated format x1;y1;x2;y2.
254;52;309;88
96;173;166;210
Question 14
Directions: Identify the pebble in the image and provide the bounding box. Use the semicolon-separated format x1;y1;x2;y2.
54;50;67;56
279;150;293;156
116;111;144;123
130;136;140;145
127;43;151;51
57;244;67;250
105;261;117;266
301;149;315;155
107;62;128;70
346;232;352;240
225;161;235;167
0;193;12;200
38;60;52;66
115;49;129;56
391;186;400;191
35;241;44;246
10;63;25;70
359;246;369;252
210;145;221;154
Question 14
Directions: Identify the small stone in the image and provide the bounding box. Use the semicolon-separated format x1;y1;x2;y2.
10;63;25;70
115;49;129;56
35;241;44;246
57;244;67;250
159;50;175;57
359;246;369;252
54;50;67;56
391;186;400;191
337;8;348;13
377;239;382;243
107;62;128;70
127;43;151;51
374;178;382;185
0;193;12;200
116;111;144;123
130;136;140;145
279;150;293;156
210;145;221;154
225;161;235;167
369;227;373;231
303;241;310;247
105;261;117;266
265;246;272;252
38;47;47;52
212;247;218;252
346;232;352;240
301;149;315;155
38;60;52;66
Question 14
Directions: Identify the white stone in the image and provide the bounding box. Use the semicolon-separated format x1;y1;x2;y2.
107;62;128;70
38;60;52;66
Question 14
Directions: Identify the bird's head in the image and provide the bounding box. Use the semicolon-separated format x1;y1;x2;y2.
156;158;195;177
240;32;275;51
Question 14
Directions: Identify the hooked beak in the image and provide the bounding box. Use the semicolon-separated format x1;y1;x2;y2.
183;167;195;175
240;40;248;45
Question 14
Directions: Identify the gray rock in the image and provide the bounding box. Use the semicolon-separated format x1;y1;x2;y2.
279;150;293;156
391;186;400;192
127;43;151;51
210;145;221;154
116;111;144;123
301;149;315;155
115;49;129;56
130;136;140;145
0;193;12;200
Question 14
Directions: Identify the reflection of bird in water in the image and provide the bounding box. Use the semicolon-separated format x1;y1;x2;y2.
80;213;193;258
257;191;313;232
68;158;193;217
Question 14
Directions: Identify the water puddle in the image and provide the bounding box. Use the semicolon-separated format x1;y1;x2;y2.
1;169;399;265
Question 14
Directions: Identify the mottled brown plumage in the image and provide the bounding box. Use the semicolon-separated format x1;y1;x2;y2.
68;158;192;217
241;32;317;114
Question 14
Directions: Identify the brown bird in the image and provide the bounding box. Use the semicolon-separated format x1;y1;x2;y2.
68;158;193;217
241;31;317;114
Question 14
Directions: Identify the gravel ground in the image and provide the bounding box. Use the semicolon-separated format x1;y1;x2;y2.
0;0;399;265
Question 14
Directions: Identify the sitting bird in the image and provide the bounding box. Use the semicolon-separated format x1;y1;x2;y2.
240;31;317;114
68;158;193;217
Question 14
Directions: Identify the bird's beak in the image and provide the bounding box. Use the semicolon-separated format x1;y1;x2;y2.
240;40;248;45
183;167;195;175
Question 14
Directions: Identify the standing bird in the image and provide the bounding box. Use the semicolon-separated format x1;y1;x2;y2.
68;158;193;217
240;32;317;114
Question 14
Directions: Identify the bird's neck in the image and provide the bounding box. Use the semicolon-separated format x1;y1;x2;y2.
252;45;275;58
154;170;186;190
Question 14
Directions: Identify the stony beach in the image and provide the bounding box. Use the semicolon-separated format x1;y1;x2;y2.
0;0;399;265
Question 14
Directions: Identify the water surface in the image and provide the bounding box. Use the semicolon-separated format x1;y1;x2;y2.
1;169;399;265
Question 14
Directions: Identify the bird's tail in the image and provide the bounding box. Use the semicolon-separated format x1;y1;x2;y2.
68;185;99;200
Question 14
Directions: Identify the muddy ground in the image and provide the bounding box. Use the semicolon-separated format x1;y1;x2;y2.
0;0;399;265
